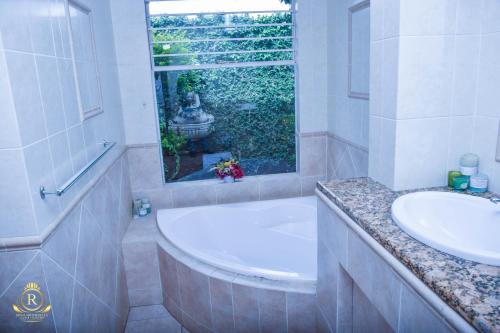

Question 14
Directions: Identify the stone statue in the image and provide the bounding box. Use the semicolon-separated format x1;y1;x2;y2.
172;92;213;124
169;92;215;140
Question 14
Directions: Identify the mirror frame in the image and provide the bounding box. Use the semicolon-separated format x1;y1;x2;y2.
67;0;104;121
348;0;370;100
496;119;500;162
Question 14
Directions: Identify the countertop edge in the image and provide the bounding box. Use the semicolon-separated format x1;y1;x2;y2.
316;188;477;333
316;179;499;333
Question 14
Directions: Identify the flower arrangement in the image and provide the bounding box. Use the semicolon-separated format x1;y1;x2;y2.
212;158;244;182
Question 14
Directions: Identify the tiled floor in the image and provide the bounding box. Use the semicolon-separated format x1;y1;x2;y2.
125;304;190;333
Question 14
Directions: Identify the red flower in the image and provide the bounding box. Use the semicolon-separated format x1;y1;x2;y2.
215;169;224;179
213;159;244;180
230;164;244;179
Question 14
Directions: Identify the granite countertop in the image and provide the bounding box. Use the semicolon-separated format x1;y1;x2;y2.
317;178;500;333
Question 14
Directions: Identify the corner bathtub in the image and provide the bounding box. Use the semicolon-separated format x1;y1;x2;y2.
157;196;317;282
156;196;317;332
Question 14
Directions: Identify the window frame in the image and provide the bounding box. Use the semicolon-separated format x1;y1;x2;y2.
145;0;299;183
146;4;296;71
348;0;370;100
496;120;500;162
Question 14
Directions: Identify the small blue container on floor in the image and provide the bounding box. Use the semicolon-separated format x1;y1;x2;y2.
469;174;488;193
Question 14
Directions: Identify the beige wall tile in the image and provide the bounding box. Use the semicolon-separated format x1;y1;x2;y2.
127;146;163;191
299;135;327;177
347;230;402;331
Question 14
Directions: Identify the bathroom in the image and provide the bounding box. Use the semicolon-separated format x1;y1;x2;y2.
0;0;498;332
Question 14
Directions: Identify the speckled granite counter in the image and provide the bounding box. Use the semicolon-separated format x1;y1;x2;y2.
317;178;500;333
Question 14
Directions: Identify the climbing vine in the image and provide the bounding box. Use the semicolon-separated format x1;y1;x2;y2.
152;10;296;181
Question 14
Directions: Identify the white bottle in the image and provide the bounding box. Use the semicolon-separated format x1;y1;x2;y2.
459;153;479;176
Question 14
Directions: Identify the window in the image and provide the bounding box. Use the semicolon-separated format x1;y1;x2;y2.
148;0;296;182
68;0;103;119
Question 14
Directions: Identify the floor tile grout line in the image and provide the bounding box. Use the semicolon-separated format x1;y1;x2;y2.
40;253;59;333
0;249;39;299
68;201;84;333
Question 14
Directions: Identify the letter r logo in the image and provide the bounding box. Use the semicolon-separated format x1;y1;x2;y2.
27;293;38;306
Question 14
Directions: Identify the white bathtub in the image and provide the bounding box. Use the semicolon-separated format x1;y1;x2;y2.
157;196;317;283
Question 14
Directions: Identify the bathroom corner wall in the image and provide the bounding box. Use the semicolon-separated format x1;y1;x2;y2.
295;0;329;181
110;0;165;196
327;134;369;180
0;0;132;331
367;0;398;188
463;0;500;193
110;0;158;147
325;0;370;181
0;0;126;239
295;0;328;135
0;154;132;332
370;0;500;192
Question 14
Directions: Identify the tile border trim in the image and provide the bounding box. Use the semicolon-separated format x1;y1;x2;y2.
127;143;159;149
327;132;369;153
297;130;329;138
0;145;127;250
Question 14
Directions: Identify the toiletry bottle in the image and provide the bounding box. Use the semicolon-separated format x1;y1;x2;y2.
469;174;488;193
459;153;479;177
448;171;462;189
453;176;469;191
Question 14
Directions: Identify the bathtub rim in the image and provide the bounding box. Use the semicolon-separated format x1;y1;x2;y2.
155;196;318;291
156;228;316;295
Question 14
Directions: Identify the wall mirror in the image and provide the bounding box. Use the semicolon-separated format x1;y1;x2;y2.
68;0;103;120
348;0;370;100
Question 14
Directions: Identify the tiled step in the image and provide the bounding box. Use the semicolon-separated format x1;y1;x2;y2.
125;305;190;333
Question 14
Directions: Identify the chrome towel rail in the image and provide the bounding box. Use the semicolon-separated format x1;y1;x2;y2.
40;141;116;200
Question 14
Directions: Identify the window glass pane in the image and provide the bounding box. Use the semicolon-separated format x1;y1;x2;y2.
150;0;296;182
150;12;293;67
155;65;296;182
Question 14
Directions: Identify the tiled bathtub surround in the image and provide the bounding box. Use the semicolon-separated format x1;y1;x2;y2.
327;134;368;181
298;132;328;177
317;178;500;333
125;305;185;332
0;152;132;332
128;139;326;210
123;239;163;307
132;172;325;211
122;215;163;307
121;215;316;333
157;239;316;333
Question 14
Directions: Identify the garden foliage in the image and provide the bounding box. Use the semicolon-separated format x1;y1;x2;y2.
152;9;296;181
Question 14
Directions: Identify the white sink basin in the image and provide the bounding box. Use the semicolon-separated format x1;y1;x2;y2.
391;191;500;266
